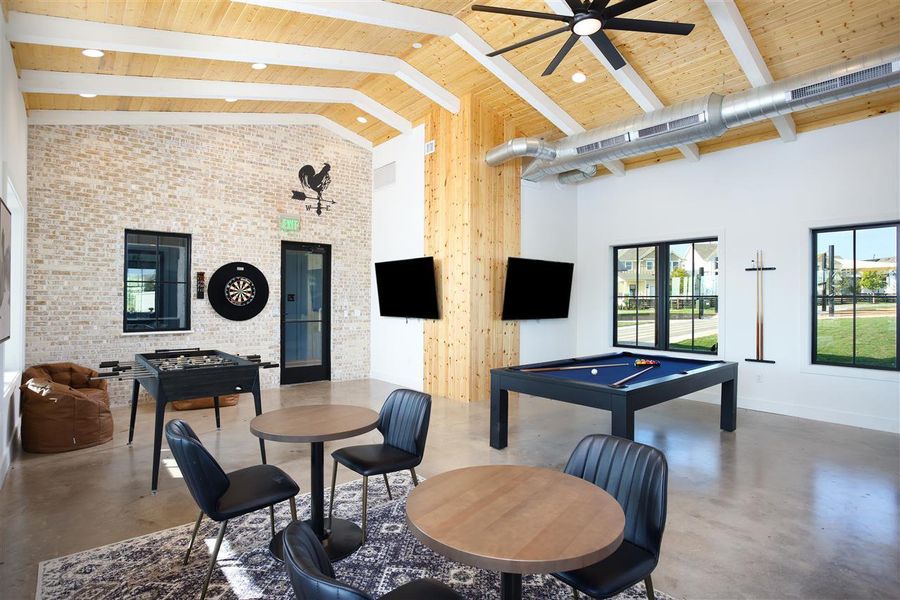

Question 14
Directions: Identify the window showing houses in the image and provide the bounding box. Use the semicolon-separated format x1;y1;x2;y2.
813;222;898;370
615;238;719;353
124;230;191;332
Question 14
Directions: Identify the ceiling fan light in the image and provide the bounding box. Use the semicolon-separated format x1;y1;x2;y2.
573;17;602;36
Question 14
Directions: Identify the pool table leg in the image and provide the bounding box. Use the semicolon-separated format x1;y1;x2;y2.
721;375;737;432
490;377;508;450
611;407;635;440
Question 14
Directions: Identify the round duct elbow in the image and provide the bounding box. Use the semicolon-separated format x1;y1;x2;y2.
485;137;556;166
558;166;597;184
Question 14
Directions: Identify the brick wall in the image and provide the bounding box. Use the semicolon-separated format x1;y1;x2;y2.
26;124;371;405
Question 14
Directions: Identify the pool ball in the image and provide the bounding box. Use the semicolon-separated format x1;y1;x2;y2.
591;368;598;375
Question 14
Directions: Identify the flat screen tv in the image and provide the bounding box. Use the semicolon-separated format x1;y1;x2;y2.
375;257;440;319
501;257;574;320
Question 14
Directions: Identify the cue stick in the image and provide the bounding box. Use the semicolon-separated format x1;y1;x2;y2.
520;362;629;373
609;365;658;388
756;250;761;360
759;251;765;359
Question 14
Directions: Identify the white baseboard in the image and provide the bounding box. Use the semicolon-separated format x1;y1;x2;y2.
685;390;900;434
370;370;424;392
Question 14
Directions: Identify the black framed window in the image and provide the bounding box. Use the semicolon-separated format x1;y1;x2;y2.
124;230;191;332
812;222;898;370
614;238;718;354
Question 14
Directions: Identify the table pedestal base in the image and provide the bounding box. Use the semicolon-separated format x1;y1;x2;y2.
501;572;522;600
267;517;365;562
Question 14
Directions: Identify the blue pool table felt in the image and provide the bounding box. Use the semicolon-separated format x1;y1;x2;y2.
517;353;717;387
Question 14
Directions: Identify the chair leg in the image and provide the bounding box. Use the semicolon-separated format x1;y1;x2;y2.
289;496;298;522
383;473;393;500
361;475;369;541
268;505;276;537
200;520;227;600
410;467;419;486
644;575;655;600
328;460;338;524
184;510;204;565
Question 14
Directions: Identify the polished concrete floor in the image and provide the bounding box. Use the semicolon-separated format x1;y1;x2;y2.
1;379;898;599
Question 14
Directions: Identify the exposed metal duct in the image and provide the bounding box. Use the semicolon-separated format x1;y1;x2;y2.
487;46;900;184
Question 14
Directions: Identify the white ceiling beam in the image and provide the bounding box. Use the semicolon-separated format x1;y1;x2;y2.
601;159;625;176
544;0;701;162
8;11;459;114
236;0;584;135
19;70;412;132
704;0;796;141
27;110;373;148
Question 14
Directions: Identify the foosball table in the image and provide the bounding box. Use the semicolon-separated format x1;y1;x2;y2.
95;348;278;493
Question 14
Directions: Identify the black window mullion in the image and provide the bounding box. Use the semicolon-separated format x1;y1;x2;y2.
658;243;666;349
851;229;857;366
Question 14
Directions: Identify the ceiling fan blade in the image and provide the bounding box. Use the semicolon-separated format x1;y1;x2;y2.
588;0;612;11
603;17;695;35
564;0;587;13
589;30;626;69
471;4;570;22
487;25;572;57
542;33;580;76
603;0;655;19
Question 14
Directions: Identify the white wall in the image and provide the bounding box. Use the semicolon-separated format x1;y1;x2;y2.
519;179;579;363
1;17;29;487
576;113;900;433
370;125;426;390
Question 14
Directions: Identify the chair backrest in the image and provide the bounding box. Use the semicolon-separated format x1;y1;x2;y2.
377;388;431;458
283;520;373;600
564;434;668;558
165;420;231;518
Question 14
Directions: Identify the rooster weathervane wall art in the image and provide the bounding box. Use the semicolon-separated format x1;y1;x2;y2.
292;163;333;215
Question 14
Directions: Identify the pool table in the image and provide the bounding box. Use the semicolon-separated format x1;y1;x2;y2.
490;351;738;447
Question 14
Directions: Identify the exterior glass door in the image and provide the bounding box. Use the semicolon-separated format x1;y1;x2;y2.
281;242;331;384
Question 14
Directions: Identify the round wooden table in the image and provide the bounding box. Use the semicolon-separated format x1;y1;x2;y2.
405;465;625;600
250;404;379;561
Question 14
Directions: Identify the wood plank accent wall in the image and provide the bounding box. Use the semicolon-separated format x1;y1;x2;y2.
423;93;520;402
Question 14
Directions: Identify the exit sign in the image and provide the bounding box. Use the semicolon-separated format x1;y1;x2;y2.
280;217;300;232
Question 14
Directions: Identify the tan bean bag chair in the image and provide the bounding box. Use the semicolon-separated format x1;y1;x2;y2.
172;394;239;411
20;363;113;453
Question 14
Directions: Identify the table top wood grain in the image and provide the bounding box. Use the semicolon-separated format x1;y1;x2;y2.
405;465;625;574
249;405;379;443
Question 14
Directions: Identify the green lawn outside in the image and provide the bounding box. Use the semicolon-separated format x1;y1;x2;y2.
817;315;897;368
670;334;718;352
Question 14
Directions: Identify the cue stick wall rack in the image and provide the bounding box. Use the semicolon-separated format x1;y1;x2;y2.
745;250;776;364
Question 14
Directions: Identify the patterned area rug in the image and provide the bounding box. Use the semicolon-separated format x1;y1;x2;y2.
37;472;673;599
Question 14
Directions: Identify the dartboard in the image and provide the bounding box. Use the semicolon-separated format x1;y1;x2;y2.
208;262;269;321
225;276;255;306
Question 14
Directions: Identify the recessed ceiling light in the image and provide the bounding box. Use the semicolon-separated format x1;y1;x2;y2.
572;16;603;37
79;93;97;98
225;98;238;103
82;48;104;58
357;116;368;123
251;62;267;70
412;42;423;49
571;71;587;83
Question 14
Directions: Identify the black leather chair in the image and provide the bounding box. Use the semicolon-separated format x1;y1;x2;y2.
166;419;301;600
328;389;431;539
553;434;668;600
283;520;462;599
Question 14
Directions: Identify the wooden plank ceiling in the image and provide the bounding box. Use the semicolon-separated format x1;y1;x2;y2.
9;0;900;162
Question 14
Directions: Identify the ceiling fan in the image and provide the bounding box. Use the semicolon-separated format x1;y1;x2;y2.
472;0;695;76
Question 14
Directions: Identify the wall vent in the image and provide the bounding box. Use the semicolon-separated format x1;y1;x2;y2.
788;62;895;101
424;139;436;155
374;161;396;190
